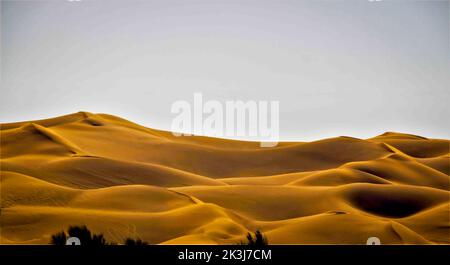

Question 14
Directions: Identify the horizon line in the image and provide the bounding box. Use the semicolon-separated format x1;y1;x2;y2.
1;111;448;142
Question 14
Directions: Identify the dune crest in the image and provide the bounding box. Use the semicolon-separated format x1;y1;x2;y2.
1;113;449;244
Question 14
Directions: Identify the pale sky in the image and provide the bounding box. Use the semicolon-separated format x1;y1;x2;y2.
1;0;449;141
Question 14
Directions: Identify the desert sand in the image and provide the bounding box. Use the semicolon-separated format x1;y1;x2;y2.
0;112;449;244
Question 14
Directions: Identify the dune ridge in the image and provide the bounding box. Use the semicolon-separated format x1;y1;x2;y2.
1;112;449;244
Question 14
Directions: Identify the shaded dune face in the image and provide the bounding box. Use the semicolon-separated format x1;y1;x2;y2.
0;112;449;244
340;184;449;218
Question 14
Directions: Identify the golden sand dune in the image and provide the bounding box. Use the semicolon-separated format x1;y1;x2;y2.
1;112;449;244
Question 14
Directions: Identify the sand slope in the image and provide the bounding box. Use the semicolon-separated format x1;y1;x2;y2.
1;112;449;244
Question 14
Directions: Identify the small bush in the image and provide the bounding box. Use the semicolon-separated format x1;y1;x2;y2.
50;225;107;246
51;231;67;246
91;233;107;246
240;230;268;246
67;225;92;245
124;238;148;246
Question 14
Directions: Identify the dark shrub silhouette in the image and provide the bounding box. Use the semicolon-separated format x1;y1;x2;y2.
51;231;67;245
91;233;107;246
243;230;268;246
124;238;148;246
67;225;92;245
50;225;107;246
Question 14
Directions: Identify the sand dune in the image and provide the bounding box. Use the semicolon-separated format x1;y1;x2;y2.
1;112;449;244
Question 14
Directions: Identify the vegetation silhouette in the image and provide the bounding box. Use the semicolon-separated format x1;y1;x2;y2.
51;226;267;246
51;231;67;245
124;238;148;246
239;230;268;246
50;225;107;246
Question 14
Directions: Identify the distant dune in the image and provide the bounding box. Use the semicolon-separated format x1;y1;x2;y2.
1;112;449;244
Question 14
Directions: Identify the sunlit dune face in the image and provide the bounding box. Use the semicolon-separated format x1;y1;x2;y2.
1;113;449;244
